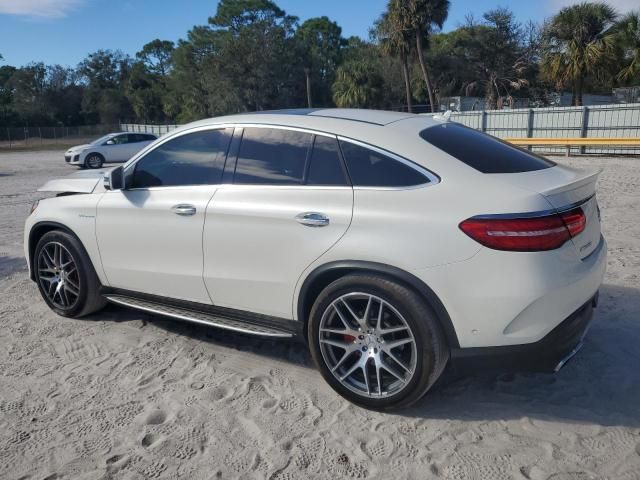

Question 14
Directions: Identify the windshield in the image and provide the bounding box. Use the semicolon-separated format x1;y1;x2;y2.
91;134;115;145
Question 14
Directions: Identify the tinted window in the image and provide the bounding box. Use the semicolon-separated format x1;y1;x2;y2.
339;141;428;187
108;135;129;145
131;129;232;188
307;136;348;186
130;134;155;143
420;123;555;173
234;128;312;185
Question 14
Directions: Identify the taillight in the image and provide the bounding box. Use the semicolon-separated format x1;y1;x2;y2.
560;208;586;237
459;207;586;252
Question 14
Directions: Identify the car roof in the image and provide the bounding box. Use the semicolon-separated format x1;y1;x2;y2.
250;108;417;126
120;131;156;136
186;108;438;129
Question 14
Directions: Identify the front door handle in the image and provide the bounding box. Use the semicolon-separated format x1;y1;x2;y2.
171;204;196;216
295;212;330;227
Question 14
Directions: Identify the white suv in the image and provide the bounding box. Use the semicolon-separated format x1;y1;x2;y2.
25;109;606;409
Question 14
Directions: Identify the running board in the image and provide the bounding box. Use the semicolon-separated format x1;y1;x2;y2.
105;294;294;338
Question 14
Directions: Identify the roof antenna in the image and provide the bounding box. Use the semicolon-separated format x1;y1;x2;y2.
433;110;452;122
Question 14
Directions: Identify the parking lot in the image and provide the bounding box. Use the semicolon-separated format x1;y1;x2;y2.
1;150;639;479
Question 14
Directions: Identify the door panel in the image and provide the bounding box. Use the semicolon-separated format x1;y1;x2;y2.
96;186;216;303
203;185;353;318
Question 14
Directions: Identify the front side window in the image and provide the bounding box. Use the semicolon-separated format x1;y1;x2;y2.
339;141;428;187
234;128;312;185
130;129;232;188
110;135;129;145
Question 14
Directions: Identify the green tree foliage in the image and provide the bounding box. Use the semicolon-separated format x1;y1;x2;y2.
125;40;176;123
390;0;450;112
0;0;638;127
136;39;175;77
78;49;133;124
615;12;640;83
332;59;383;108
207;0;303;112
296;16;343;108
374;9;415;111
541;2;618;106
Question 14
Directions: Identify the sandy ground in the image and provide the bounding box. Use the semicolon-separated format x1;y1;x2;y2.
0;151;639;480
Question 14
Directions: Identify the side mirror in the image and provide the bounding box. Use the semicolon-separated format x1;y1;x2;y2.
106;139;115;145
103;166;124;191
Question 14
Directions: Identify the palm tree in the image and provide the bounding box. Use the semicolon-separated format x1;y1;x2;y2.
332;60;382;108
615;11;640;82
374;11;414;112
541;2;618;106
462;9;532;110
392;0;450;112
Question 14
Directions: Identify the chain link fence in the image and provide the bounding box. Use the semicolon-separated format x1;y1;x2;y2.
0;125;120;150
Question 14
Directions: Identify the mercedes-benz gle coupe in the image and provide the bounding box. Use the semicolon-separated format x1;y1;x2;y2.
25;109;606;409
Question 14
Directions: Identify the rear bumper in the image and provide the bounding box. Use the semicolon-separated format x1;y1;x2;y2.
451;294;596;372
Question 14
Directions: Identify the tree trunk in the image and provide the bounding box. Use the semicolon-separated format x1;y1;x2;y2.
401;55;413;113
304;68;312;108
485;80;498;110
576;76;584;107
415;32;437;113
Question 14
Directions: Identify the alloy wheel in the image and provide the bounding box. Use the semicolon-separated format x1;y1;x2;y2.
318;293;417;398
37;242;81;309
86;155;101;168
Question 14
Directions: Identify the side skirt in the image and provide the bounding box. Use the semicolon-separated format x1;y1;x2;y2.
101;288;302;339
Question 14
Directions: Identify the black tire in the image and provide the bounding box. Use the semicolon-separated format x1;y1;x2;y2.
308;274;449;410
34;230;107;318
85;153;104;169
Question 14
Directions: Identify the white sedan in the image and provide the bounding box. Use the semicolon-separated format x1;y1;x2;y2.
64;132;157;169
27;109;605;409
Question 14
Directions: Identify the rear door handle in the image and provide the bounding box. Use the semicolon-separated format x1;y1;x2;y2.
171;204;196;216
295;212;330;227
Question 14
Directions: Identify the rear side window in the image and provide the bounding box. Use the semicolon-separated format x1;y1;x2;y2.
339;141;428;187
235;128;312;185
420;123;555;174
307;136;348;186
131;129;232;188
130;134;155;142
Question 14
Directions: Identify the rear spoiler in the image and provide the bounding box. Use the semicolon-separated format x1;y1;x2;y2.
539;169;601;197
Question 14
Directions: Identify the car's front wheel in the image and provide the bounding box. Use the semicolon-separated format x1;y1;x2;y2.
308;274;449;410
85;153;104;169
34;230;107;318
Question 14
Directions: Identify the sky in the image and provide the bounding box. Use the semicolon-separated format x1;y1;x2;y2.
0;0;637;67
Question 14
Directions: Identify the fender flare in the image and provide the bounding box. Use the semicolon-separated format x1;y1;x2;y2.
28;221;84;281
297;260;460;348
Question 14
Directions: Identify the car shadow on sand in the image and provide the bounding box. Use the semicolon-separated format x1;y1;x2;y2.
94;283;640;427
405;283;640;427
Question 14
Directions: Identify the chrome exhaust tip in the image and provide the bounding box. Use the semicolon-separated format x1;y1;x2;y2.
554;342;583;373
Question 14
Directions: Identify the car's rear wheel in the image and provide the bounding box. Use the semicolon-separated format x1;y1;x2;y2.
34;230;107;318
308;274;449;410
85;153;104;169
